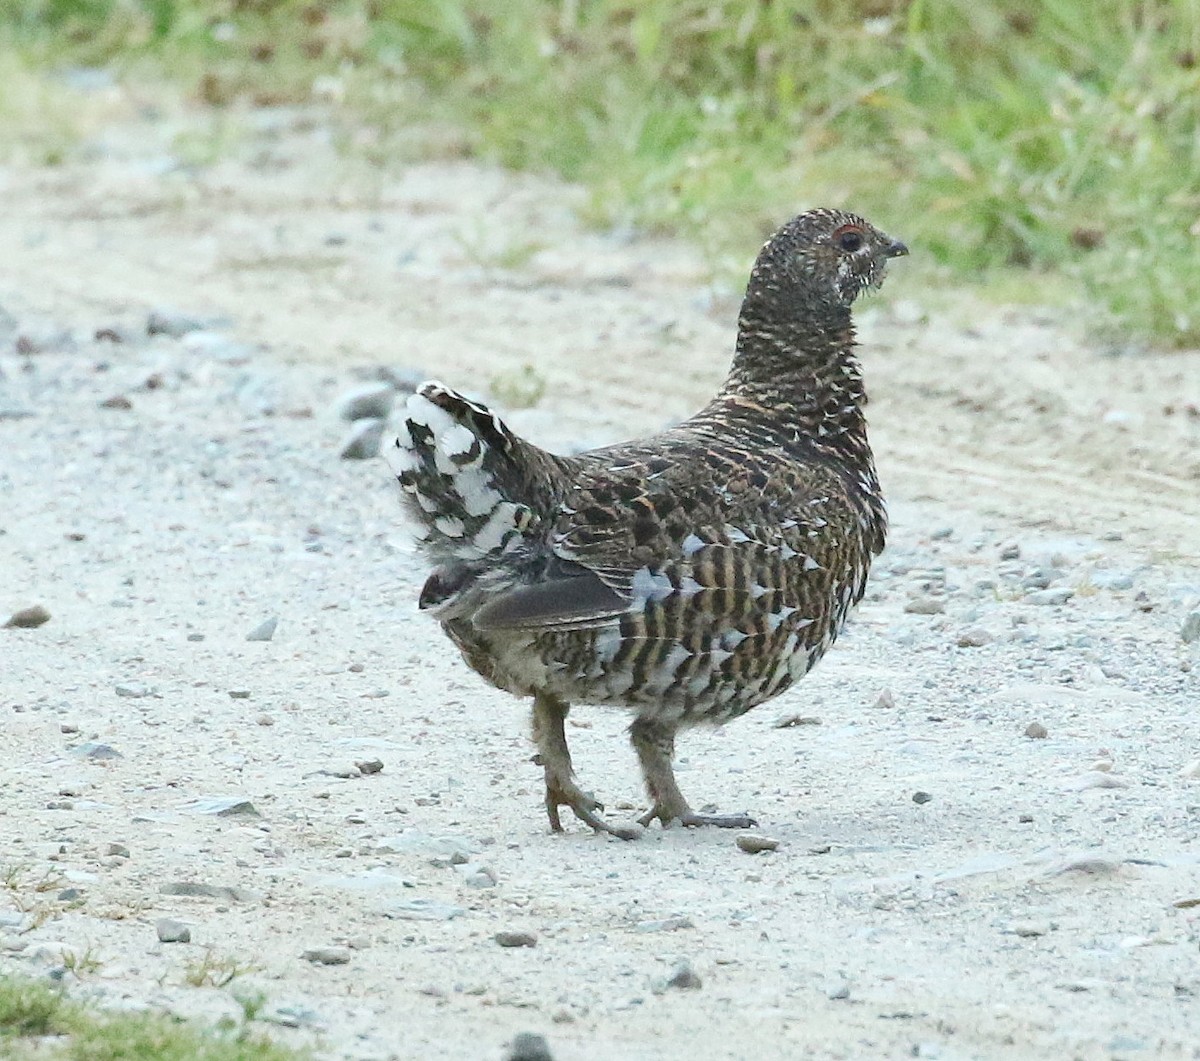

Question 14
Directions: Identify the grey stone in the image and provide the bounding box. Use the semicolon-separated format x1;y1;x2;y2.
507;1032;555;1061
71;742;122;760
495;930;537;948
1007;920;1051;938
156;919;191;943
1025;722;1048;739
245;617;278;642
228;689;252;699
159;882;261;903
339;417;386;460
1090;571;1135;591
147;308;205;338
302;945;351;965
373;830;477;865
904;596;945;615
458;863;497;888
375;897;464;921
825;977;851;1000
1181;610;1200;644
4;605;50;629
634;916;694;933
665;959;702;990
182;797;259;817
335;382;395;421
736;834;779;854
956;626;993;647
912;791;933;804
114;682;153;699
56;888;82;902
1026;588;1074;606
105;842;130;858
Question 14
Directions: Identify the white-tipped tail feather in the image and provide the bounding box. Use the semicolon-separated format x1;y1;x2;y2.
386;382;540;561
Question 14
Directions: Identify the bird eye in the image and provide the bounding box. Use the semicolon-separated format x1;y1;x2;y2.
836;229;864;253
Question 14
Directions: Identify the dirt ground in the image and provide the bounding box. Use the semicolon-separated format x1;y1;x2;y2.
3;91;1200;1061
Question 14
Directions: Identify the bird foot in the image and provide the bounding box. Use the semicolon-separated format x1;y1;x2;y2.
544;776;642;841
638;803;758;830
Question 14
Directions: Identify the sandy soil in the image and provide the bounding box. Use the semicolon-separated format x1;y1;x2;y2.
3;95;1200;1061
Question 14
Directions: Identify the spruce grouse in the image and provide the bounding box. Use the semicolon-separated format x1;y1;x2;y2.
386;209;907;838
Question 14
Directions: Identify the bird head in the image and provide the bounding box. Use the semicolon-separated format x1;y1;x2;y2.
750;208;908;312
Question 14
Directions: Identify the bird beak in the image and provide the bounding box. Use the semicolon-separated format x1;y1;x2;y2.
884;239;909;259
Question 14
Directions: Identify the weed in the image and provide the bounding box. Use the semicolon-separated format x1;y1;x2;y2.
0;971;308;1059
183;949;259;988
490;364;548;409
60;945;103;979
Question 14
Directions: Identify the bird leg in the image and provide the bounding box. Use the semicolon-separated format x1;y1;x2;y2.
531;691;640;840
630;716;757;829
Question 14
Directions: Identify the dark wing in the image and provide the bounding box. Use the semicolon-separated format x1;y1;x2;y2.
471;556;627;631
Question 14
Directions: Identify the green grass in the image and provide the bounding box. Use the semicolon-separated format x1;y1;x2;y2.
4;0;1200;346
0;973;307;1060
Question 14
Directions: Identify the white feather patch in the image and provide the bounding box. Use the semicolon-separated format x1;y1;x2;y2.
472;501;521;554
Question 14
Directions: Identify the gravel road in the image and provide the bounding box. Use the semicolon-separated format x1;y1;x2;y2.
2;95;1199;1061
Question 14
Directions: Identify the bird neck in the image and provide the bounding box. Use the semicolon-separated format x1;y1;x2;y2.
721;301;870;452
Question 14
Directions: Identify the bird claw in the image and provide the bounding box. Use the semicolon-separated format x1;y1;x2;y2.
544;780;640;840
639;804;758;830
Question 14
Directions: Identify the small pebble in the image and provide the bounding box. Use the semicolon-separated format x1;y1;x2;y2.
1026;587;1074;606
355;759;384;775
634;916;694;933
665;959;702;990
245;617;278;642
257;714;275;727
774;713;821;728
302;946;351;966
335;382;396;422
105;842;130;858
147;308;204;337
339;418;386;460
184;797;259;817
912;791;933;804
1008;920;1051;938
1025;722;1048;739
99;394;132;410
4;604;51;629
458;863;498;888
71;742;122;760
156;919;191;944
874;688;896;709
114;683;152;699
1179;760;1200;779
736;834;779;854
159;882;261;903
956;626;992;647
228;689;251;699
507;1032;555;1061
1181;610;1200;644
825;978;851;1000
904;596;945;615
495;930;537;949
